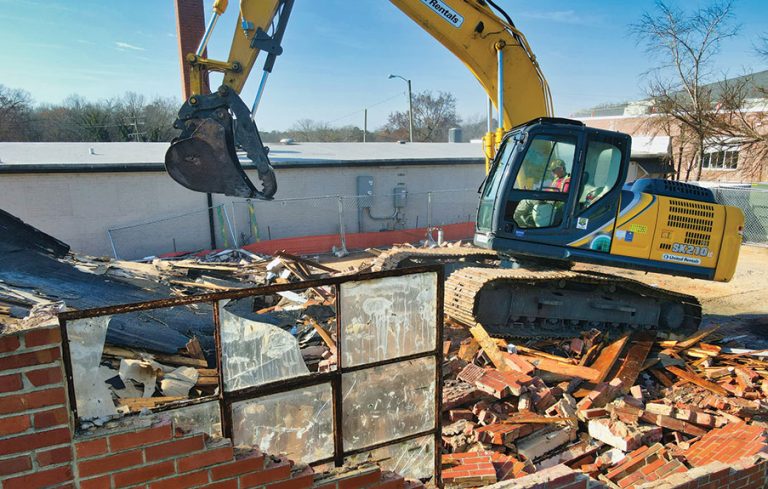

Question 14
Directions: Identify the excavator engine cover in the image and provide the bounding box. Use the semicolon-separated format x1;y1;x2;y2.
165;87;277;200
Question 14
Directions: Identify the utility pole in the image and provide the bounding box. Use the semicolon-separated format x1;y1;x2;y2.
388;74;414;142
363;108;367;143
406;79;413;143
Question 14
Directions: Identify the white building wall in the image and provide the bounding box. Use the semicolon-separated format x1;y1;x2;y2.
0;163;485;258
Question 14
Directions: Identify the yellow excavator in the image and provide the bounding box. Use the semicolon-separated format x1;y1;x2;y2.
165;0;745;338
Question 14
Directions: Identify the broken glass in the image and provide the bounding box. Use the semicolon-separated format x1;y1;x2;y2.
219;301;310;391
339;273;437;368
344;434;435;481
67;316;118;420
231;383;333;464
342;356;436;451
169;400;222;438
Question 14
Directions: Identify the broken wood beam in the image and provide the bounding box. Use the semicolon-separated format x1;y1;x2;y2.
274;250;340;274
665;365;728;396
518;355;601;382
469;323;514;373
103;345;208;368
614;331;656;394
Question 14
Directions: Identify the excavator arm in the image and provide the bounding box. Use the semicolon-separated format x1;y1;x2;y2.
165;0;552;199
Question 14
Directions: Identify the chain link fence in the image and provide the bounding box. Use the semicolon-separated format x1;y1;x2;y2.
712;186;768;245
107;189;479;259
108;205;237;260
231;188;479;248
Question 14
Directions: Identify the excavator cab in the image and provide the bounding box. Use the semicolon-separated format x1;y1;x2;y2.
476;118;632;262
475;117;744;282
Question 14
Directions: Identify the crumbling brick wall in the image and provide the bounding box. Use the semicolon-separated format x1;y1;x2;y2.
0;325;407;489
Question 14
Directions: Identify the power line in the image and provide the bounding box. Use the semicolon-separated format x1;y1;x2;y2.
327;90;406;125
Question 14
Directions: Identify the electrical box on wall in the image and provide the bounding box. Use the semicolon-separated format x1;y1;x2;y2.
393;183;407;209
357;176;374;208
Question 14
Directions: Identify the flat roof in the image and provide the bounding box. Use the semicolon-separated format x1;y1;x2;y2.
0;141;484;173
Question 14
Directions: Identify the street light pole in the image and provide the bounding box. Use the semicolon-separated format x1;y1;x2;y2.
389;74;414;142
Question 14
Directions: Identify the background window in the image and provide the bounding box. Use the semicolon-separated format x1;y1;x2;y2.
577;141;622;213
703;149;739;169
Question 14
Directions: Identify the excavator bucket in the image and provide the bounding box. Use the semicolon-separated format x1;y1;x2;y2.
165;88;277;200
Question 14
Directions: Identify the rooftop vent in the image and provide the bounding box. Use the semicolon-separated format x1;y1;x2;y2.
88;147;96;155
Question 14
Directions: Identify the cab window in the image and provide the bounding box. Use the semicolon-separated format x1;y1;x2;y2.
513;135;576;192
577;140;622;213
509;134;576;229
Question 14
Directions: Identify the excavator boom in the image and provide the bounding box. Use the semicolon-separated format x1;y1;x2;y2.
165;0;552;199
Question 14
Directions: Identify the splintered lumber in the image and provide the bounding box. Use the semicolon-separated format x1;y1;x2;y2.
515;345;573;364
649;368;675;387
118;396;185;411
469;323;514;373
676;326;718;350
588;335;630;383
573;335;629;397
665;365;728;396
518;355;600;382
184;337;205;360
613;332;656;394
308;319;337;354
274;250;340;274
504;413;577;424
103;345;208;368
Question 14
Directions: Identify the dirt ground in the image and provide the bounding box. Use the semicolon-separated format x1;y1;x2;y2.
323;244;768;345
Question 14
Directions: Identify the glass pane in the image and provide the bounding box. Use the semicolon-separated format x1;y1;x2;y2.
231;383;333;464
68;316;119;421
340;273;437;368
512;199;564;228
220;301;310;392
345;435;435;481
170;400;222;438
577;140;622;213
513;135;576;192
342;357;436;451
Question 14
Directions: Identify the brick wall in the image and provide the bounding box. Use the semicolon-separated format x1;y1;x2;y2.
0;325;414;489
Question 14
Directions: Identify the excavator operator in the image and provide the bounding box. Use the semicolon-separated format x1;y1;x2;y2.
550;159;570;192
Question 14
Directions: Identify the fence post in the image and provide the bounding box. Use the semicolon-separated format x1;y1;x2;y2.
427;192;433;229
337;195;348;255
107;230;119;259
222;205;238;248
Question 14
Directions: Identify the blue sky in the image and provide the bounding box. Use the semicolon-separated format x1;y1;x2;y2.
1;0;766;131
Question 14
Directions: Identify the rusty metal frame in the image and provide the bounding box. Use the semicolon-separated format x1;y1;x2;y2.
58;265;443;483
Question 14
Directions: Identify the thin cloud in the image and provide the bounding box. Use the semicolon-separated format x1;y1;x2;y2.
518;10;600;25
115;41;145;51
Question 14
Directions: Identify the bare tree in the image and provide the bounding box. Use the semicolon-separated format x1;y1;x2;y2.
0;85;35;141
383;90;461;142
631;0;737;181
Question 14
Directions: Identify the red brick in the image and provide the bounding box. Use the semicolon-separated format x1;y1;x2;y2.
337;469;382;489
33;406;69;429
113;460;175;488
207;480;239;489
0;426;70;456
0;387;66;414
177;445;234;472
79;449;143;477
24;327;62;347
0;454;31;476
211;452;268;480
149;469;209;488
0;347;60;371
0;414;30;436
0;335;20;353
145;434;205;461
0;373;22;393
2;465;73;489
80;475;111;489
26;365;63;387
109;422;173;451
37;445;72;466
239;462;292;487
266;472;316;489
76;437;109;458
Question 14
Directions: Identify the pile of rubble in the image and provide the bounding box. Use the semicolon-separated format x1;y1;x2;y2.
440;322;768;488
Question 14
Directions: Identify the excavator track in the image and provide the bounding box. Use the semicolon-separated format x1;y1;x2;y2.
372;247;702;339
